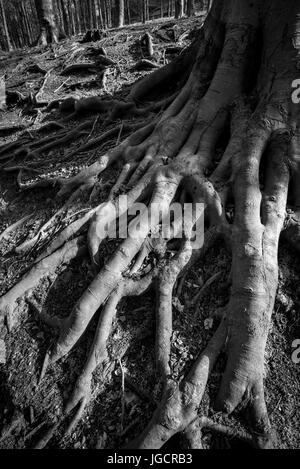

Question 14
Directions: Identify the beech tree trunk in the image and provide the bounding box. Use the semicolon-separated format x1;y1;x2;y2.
34;0;59;45
126;0;131;25
186;0;195;16
142;0;149;24
2;0;300;451
175;0;184;19
0;0;12;51
116;0;125;27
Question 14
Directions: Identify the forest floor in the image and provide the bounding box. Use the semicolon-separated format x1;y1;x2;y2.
0;15;299;450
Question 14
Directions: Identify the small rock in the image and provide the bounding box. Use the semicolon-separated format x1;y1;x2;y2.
204;318;214;330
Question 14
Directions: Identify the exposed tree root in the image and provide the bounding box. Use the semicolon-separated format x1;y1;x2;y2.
0;236;86;330
2;0;300;450
60;63;100;75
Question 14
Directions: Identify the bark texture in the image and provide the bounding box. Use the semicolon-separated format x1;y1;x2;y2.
116;0;125;27
0;0;12;51
1;0;300;450
175;0;184;19
34;0;58;44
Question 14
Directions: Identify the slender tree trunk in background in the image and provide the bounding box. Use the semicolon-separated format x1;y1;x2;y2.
68;0;76;35
167;0;171;17
126;0;131;25
186;0;195;16
92;0;97;28
142;0;146;23
11;13;19;49
74;0;81;33
27;1;36;44
34;0;59;44
160;0;164;18
59;0;69;37
88;0;93;29
175;0;184;19
105;0;112;28
1;0;300;453
95;0;101;28
103;0;108;28
0;0;12;51
20;2;33;46
116;0;125;27
98;0;104;28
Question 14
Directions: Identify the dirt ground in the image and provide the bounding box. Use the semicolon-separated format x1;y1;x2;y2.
0;15;299;449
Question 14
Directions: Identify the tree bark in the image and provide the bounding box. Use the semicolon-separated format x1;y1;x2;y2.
59;0;69;37
34;0;59;45
116;0;125;27
175;0;184;19
167;0;171;17
142;0;149;23
0;0;12;51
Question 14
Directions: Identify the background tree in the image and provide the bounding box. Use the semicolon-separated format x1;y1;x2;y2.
142;0;149;23
0;0;12;51
0;1;209;51
186;0;195;16
1;0;299;451
34;0;59;44
116;0;125;27
175;0;184;19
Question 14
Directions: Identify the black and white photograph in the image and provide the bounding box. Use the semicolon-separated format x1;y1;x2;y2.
0;0;299;455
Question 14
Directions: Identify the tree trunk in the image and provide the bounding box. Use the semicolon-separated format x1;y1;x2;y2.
59;0;69;37
186;0;195;16
105;0;112;28
167;0;171;17
67;0;76;35
116;0;125;27
74;0;81;34
142;0;149;23
175;0;184;19
20;2;33;46
34;0;59;45
126;0;131;25
0;0;12;51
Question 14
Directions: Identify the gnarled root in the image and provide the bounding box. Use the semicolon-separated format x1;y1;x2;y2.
0;237;87;330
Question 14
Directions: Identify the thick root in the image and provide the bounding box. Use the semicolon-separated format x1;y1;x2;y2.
0;236;86;329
